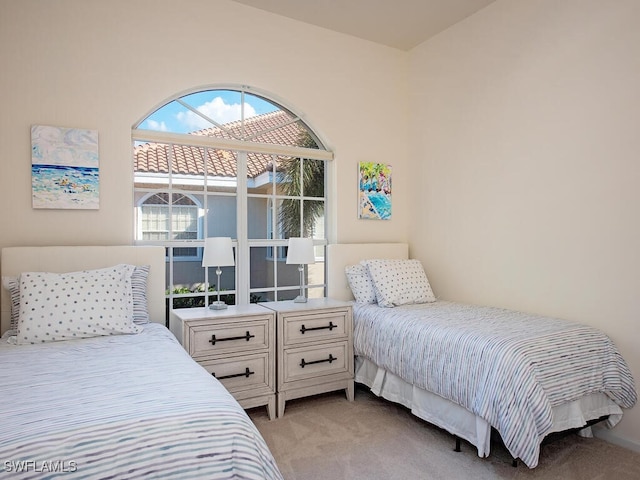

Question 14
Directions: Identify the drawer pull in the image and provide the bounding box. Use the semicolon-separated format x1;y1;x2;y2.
213;367;255;380
300;354;336;368
300;321;336;334
209;331;255;345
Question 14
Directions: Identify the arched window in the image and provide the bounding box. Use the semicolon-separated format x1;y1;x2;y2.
132;86;332;315
137;193;201;259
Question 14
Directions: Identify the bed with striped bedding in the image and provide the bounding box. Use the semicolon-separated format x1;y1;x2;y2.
0;323;283;479
353;301;637;468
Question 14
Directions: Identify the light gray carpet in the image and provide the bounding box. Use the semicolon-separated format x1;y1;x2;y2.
249;386;640;480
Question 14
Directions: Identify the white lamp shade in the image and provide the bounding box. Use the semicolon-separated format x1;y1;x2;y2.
202;237;235;267
286;237;316;265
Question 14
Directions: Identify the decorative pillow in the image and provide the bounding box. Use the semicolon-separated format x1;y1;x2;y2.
4;265;150;329
17;264;141;344
345;264;377;304
363;259;436;308
131;265;150;324
2;276;20;331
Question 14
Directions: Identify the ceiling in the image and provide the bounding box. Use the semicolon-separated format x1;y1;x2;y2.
230;0;496;51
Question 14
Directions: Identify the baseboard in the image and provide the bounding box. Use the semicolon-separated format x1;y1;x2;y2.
593;425;640;453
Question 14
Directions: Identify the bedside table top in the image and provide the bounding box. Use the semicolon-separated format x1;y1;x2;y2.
172;304;271;321
259;298;352;313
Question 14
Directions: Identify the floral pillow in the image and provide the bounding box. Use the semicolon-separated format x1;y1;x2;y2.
345;264;377;304
16;264;141;344
363;259;436;308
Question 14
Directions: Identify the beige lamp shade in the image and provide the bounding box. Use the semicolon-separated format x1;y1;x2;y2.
286;238;315;265
202;237;235;267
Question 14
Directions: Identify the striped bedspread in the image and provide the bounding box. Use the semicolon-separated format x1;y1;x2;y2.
353;301;637;468
0;323;283;479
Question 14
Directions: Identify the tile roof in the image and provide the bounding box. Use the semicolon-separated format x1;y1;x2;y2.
134;110;310;178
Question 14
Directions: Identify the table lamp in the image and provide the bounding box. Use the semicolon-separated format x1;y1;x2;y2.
286;237;315;303
202;237;235;310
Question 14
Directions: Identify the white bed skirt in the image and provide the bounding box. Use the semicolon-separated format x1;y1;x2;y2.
355;356;623;459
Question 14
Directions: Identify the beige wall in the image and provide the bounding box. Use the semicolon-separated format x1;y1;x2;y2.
0;0;410;250
409;0;640;449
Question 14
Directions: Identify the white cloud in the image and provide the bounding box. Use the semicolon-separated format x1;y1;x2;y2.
145;119;168;132
176;97;258;131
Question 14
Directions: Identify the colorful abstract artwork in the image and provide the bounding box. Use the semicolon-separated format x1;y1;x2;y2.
358;162;392;220
31;125;99;209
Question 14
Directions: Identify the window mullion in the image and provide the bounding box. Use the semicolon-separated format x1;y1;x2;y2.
237;150;249;305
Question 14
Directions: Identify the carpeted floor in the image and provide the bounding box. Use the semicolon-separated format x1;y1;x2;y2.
249;385;640;480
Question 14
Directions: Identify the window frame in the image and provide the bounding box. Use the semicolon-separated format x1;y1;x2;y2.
132;85;333;312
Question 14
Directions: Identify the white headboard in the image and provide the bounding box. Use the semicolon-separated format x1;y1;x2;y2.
1;246;166;334
327;243;409;301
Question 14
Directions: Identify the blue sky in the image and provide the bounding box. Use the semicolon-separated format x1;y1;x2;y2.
141;90;279;134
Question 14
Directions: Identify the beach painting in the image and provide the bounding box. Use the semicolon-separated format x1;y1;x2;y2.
31;125;99;209
358;162;392;220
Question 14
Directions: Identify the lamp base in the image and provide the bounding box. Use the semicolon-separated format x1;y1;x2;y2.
209;301;228;310
293;295;308;303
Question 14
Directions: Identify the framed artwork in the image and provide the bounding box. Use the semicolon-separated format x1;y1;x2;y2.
358;162;392;220
31;125;99;209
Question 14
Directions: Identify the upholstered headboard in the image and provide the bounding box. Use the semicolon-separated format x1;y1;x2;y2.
327;243;409;301
1;246;166;334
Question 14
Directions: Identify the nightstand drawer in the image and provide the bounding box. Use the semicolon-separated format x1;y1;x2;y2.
199;353;271;393
188;317;269;358
283;309;348;345
282;342;349;383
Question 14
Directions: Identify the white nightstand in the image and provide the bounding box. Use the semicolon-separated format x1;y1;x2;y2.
260;298;354;417
170;305;276;420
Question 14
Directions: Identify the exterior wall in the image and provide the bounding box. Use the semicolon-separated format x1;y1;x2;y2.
409;0;640;450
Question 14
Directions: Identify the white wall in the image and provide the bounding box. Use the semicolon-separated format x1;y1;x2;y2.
409;0;640;449
0;0;410;250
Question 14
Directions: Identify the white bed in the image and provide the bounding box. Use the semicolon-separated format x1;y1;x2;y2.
327;243;636;469
0;245;282;479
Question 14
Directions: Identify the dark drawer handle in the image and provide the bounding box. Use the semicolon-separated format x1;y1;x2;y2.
300;354;336;368
209;331;255;345
300;321;336;334
213;367;255;380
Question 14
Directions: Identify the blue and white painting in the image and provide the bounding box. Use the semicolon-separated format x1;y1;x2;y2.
31;125;99;209
358;162;392;220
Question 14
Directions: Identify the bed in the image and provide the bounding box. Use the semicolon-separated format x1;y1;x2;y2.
327;243;637;469
0;246;283;480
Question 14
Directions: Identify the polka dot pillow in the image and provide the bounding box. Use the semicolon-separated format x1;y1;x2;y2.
17;264;141;344
363;259;436;307
4;265;151;333
345;264;377;303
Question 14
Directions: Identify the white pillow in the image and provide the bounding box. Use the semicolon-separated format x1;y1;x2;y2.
17;264;141;344
345;264;377;304
5;266;150;329
363;259;436;307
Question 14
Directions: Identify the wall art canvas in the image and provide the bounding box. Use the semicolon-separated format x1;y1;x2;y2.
358;162;392;220
31;125;99;210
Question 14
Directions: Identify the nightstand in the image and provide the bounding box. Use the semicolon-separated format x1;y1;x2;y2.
260;298;354;417
170;305;276;420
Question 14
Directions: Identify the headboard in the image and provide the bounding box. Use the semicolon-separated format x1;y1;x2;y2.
327;243;409;301
1;246;166;334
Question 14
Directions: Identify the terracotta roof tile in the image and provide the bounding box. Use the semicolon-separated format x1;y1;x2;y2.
134;110;311;178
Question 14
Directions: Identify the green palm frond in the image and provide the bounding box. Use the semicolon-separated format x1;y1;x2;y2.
278;130;324;238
